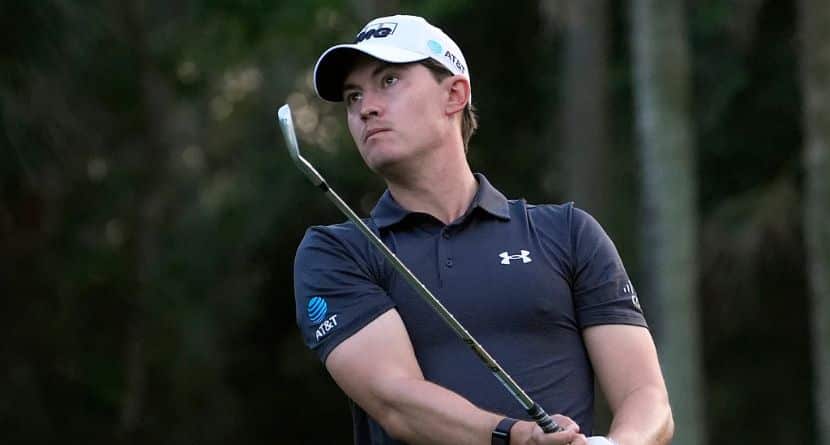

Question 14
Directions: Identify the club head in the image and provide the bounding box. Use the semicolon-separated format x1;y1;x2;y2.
277;104;326;187
278;104;301;162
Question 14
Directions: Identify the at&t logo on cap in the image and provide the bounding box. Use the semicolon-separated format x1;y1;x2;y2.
427;39;443;54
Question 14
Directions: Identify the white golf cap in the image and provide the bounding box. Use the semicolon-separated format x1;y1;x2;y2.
313;15;471;103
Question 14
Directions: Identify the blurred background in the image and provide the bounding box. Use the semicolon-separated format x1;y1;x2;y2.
2;0;829;444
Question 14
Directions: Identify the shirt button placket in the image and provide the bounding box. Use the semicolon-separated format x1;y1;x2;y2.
439;230;453;272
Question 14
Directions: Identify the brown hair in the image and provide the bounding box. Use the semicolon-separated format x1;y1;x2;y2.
418;58;478;151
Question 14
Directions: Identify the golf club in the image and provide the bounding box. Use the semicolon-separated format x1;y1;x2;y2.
277;104;562;434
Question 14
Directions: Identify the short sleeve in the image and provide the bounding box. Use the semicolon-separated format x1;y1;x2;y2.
569;207;648;328
294;225;396;363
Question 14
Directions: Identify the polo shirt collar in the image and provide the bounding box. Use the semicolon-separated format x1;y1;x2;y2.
370;173;511;229
473;173;511;220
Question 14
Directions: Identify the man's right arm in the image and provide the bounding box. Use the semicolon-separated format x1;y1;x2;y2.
324;308;584;445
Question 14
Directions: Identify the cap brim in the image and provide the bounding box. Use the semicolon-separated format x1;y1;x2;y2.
313;44;429;102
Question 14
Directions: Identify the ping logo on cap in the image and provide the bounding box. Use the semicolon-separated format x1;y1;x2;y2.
355;22;398;43
307;296;328;324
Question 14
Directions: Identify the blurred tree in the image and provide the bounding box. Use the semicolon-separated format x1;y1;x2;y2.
692;2;812;441
800;0;830;442
548;0;611;222
630;1;704;444
0;1;366;442
351;0;400;18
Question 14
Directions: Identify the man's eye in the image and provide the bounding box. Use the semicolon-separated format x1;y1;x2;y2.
346;91;362;104
383;75;399;87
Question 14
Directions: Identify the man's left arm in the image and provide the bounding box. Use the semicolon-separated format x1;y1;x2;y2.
583;324;674;445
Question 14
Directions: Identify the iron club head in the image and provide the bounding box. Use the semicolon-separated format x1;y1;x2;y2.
277;104;326;188
277;104;301;162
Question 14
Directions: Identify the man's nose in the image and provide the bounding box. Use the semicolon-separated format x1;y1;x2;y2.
359;92;382;120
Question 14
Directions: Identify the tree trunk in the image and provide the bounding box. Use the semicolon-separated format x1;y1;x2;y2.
558;0;610;221
799;0;830;442
630;1;705;444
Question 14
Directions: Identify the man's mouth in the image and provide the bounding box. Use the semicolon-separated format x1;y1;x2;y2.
364;128;390;142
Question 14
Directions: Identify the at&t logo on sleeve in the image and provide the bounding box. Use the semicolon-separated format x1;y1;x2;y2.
307;296;339;341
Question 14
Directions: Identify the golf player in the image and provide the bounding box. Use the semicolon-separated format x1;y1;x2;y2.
293;14;674;445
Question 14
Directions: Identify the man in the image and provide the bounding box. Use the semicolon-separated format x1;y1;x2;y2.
293;14;674;445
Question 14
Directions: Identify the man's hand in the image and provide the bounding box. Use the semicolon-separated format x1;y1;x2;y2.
510;414;588;445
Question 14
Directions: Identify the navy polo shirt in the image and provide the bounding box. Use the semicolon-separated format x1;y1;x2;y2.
293;174;647;444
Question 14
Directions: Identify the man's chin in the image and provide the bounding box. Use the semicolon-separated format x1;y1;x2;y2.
366;157;409;179
366;158;397;175
362;147;398;170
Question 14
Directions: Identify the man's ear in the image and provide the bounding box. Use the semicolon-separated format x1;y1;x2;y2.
444;75;470;116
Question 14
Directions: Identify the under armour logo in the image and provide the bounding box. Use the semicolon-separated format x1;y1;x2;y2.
499;250;532;265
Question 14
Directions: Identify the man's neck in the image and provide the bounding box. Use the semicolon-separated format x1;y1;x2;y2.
384;152;477;226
